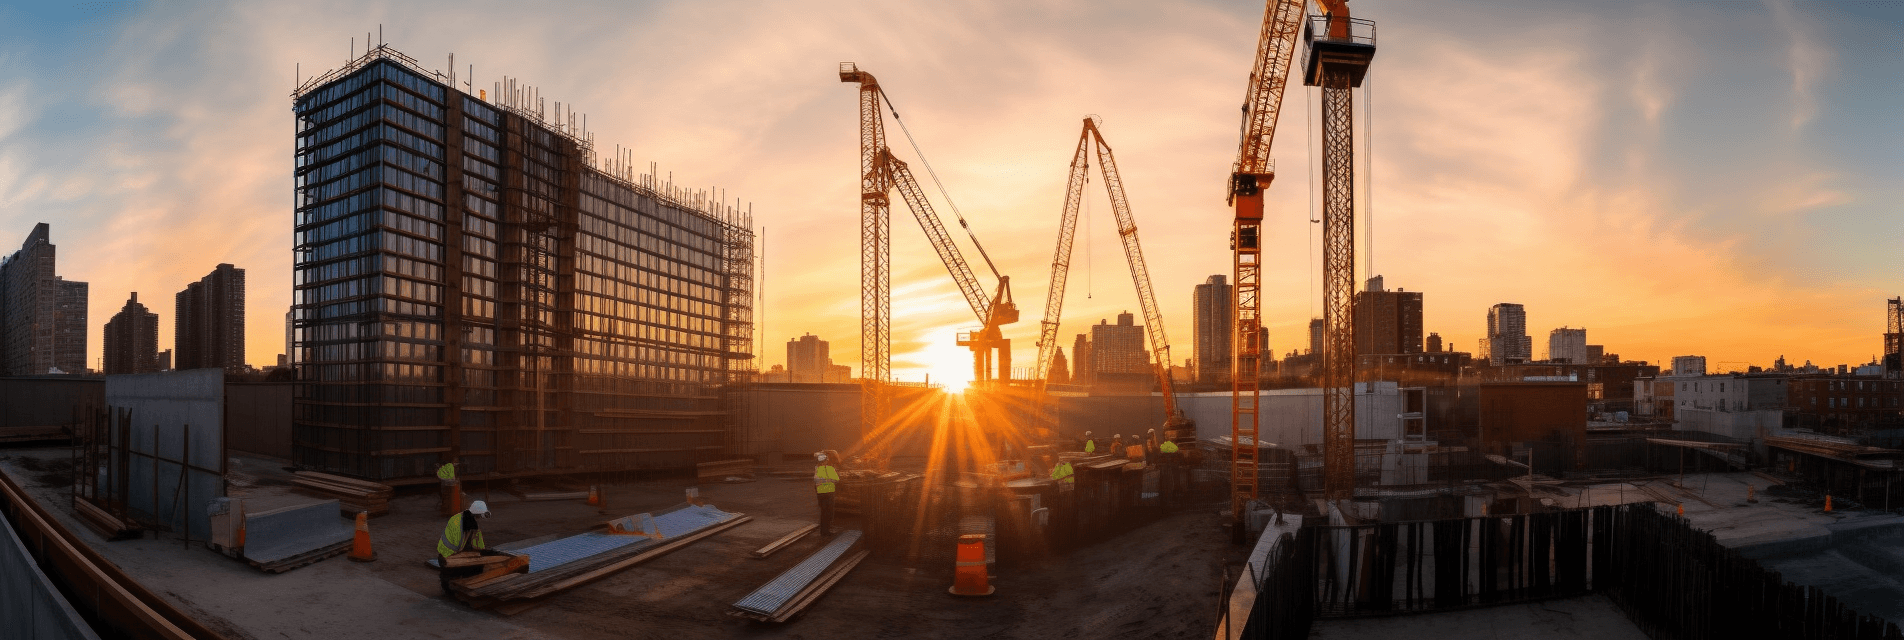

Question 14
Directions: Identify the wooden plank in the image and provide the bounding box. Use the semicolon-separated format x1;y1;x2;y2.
443;553;514;568
521;491;589;501
512;516;752;600
454;556;530;588
752;524;817;558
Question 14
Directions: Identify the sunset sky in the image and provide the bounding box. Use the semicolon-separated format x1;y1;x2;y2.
0;0;1897;385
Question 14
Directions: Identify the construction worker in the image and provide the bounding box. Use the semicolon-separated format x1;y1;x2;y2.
1146;429;1159;455
1110;434;1125;457
436;500;494;594
436;461;460;515
436;461;456;481
1049;456;1076;489
814;451;839;536
1083;431;1097;454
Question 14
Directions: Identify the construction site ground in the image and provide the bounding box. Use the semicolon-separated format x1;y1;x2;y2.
1;446;1248;639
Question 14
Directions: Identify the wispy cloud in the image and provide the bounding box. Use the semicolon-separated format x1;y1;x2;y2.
0;0;1889;380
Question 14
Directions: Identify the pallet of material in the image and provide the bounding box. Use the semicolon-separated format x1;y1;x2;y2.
450;503;751;611
290;471;393;516
697;459;755;482
730;530;868;623
72;498;141;540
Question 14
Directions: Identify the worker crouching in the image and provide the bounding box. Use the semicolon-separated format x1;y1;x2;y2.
436;500;499;594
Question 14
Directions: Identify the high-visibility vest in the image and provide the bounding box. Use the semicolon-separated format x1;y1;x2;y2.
436;513;486;558
1084;440;1096;453
436;463;456;481
1050;462;1075;485
1160;440;1179;454
815;465;839;494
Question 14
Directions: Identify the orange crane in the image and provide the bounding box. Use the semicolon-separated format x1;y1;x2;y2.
1033;117;1193;441
1301;0;1376;500
1226;0;1308;515
839;63;1019;416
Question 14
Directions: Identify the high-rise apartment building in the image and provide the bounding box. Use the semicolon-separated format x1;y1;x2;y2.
176;263;246;372
1425;332;1443;353
0;223;88;375
1885;297;1901;375
1071;333;1093;384
1671;355;1707;377
1090;312;1148;375
787;334;830;383
1353;276;1423;355
1486;303;1531;365
1193;275;1232;384
290;49;755;480
104;292;160;374
1048;346;1070;384
1548;327;1587;363
1308;317;1324;356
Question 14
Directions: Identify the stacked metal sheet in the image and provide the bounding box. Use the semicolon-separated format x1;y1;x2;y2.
451;503;751;609
732;530;867;622
241;500;354;573
511;505;738;573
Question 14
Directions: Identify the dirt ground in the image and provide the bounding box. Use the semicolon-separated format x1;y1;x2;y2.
2;446;1249;640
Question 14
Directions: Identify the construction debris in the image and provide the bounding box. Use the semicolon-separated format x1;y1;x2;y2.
449;503;750;612
752;524;818;558
73;497;141;540
731;530;868;622
289;471;393;517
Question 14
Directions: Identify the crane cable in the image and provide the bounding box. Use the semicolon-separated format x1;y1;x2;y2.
877;88;1004;282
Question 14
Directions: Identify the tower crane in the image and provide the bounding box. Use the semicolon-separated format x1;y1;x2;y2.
839;64;1018;434
1033;117;1193;442
1226;0;1308;515
1301;0;1376;500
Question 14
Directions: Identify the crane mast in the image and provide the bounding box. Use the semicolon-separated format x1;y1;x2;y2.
1035;117;1191;435
1303;0;1376;500
1228;0;1307;516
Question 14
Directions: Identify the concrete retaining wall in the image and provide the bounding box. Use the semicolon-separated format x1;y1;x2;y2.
104;369;226;540
0;508;102;640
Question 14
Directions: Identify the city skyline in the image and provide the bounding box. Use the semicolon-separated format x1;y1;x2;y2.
1;1;1898;386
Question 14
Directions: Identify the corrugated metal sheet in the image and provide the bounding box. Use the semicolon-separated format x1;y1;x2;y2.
511;504;740;573
732;530;861;616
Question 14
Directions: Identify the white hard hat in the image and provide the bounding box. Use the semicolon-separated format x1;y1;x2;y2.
816;452;827;462
469;500;490;517
1085;431;1093;436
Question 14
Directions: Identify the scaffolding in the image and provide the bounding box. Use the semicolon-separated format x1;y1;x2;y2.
289;45;756;482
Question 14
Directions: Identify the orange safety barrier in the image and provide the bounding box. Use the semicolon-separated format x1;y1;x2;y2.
948;534;994;596
348;511;376;562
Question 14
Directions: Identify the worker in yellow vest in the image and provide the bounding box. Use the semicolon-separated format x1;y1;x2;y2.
1083;431;1097;454
435;500;491;593
1050;458;1076;489
436;462;456;481
814;452;839;536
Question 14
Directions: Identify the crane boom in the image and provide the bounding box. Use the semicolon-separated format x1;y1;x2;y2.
1036;117;1190;433
880;149;995;325
1232;0;1308;190
1032;125;1094;385
1090;121;1184;423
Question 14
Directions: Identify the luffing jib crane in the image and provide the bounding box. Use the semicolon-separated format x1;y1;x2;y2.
840;64;1019;424
1034;117;1193;441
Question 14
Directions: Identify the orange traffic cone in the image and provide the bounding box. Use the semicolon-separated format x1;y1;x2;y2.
587;485;602;506
348;511;376;562
1676;503;1684;517
1825;495;1833;512
948;534;994;596
440;479;462;516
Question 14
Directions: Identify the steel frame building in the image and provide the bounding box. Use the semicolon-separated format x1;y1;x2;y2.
290;47;754;481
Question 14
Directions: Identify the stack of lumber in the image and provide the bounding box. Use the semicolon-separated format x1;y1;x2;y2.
450;503;751;614
290;471;393;516
72;498;140;540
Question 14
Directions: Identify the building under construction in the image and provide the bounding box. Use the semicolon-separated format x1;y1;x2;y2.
289;47;755;482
